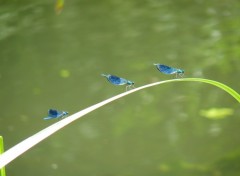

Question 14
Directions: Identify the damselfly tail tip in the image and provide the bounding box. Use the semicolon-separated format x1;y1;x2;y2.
101;74;107;77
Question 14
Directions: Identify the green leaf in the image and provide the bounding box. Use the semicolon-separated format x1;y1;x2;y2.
0;78;239;169
0;136;6;176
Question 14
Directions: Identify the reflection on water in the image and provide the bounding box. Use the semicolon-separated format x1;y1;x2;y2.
200;107;234;119
0;1;240;176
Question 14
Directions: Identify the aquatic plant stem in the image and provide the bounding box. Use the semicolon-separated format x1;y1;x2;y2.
0;78;239;169
0;136;6;176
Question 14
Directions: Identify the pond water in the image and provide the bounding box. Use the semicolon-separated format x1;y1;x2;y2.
0;1;240;176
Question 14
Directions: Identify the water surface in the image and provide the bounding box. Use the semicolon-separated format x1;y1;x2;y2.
0;1;240;175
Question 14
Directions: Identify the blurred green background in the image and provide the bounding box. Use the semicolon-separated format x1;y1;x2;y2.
0;0;240;175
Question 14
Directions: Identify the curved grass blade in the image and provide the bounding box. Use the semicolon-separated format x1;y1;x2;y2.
171;78;240;102
0;78;239;169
